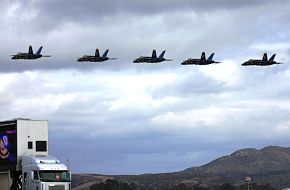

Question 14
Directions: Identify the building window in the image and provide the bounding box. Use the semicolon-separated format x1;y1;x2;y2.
36;141;47;152
28;141;33;149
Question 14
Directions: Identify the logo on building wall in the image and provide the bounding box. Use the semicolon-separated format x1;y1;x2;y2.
0;135;10;159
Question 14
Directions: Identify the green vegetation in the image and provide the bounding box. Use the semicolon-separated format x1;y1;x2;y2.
90;180;277;190
90;179;138;190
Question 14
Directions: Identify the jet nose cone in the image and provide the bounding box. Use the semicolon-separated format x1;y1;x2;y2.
242;62;247;66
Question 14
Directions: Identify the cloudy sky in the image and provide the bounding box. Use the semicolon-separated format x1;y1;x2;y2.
1;0;290;174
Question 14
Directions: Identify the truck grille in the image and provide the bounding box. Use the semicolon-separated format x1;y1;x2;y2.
49;185;65;190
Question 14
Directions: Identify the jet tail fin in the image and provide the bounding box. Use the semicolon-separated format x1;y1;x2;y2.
262;53;268;61
36;46;43;55
28;46;33;54
102;49;109;58
207;53;215;61
269;54;276;61
152;50;157;58
158;50;166;59
201;52;206;60
95;49;100;57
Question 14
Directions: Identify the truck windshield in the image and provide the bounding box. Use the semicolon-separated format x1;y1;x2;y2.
39;171;70;182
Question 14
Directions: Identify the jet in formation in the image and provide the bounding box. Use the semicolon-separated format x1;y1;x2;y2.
77;49;116;62
242;53;282;66
133;50;172;63
10;46;51;60
181;52;221;65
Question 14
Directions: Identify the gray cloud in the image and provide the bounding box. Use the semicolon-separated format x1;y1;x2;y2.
1;0;290;175
151;71;228;98
47;103;290;174
1;68;290;174
35;0;276;26
0;0;290;72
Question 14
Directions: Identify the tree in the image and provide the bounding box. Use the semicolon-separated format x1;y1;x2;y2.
130;182;137;190
105;179;120;190
252;183;275;190
193;185;209;190
120;182;132;190
172;183;187;190
215;183;235;190
90;182;105;190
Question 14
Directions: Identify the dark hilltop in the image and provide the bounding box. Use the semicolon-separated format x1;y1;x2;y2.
72;146;290;190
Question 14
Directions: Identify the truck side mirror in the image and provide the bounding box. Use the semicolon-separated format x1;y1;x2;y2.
23;172;27;182
32;171;39;181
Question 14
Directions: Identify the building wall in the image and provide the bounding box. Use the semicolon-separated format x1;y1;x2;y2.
17;120;48;170
0;119;49;189
17;120;48;156
0;172;10;190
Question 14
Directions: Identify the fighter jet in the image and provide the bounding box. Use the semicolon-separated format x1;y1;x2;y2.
77;49;116;62
133;50;172;63
242;53;282;66
181;52;221;65
11;46;50;60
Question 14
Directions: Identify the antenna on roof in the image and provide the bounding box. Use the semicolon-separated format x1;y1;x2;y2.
67;158;70;170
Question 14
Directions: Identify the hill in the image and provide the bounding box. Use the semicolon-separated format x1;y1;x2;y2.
72;146;290;189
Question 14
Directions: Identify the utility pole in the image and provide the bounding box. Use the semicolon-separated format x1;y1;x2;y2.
244;177;253;190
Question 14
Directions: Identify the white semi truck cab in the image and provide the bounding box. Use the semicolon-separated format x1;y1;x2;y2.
0;119;71;190
22;155;71;190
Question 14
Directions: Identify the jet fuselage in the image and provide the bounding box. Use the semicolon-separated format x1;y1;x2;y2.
242;59;281;66
242;53;282;66
181;52;220;65
11;53;42;60
133;56;166;63
181;59;218;65
77;56;109;62
11;46;50;60
77;49;115;62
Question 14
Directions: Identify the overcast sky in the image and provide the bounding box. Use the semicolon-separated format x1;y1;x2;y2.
1;0;290;174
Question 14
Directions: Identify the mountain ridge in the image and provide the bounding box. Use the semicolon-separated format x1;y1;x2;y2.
72;145;290;189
